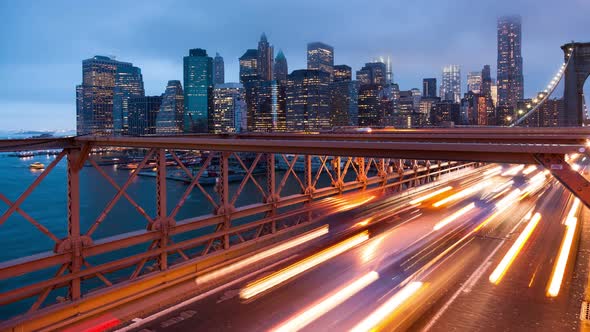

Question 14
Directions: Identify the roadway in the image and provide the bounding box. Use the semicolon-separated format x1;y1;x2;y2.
117;163;585;332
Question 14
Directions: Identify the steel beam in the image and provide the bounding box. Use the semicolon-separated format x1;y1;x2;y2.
534;153;590;208
76;136;583;164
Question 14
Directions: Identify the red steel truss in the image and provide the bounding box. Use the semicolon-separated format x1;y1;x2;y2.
0;128;589;329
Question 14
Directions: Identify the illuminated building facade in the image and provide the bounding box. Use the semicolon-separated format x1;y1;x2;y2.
307;42;334;80
240;49;259;131
331;65;357;126
211;83;247;133
183;48;213;133
254;80;286;132
441;65;461;103
128;96;162;136
77;55;143;136
156;80;184;135
497;15;524;109
113;64;144;135
467;71;482;93
286;69;331;132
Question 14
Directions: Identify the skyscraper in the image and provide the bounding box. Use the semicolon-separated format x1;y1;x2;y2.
467;71;482;93
307;42;334;80
286;69;331;132
239;49;259;131
481;65;492;97
156;80;184;135
422;78;437;98
77;55;143;136
440;65;461;103
213;53;225;85
357;62;390;127
273;50;288;84
211;83;247;133
128;96;162;136
183;48;212;133
356;62;387;86
333;65;352;82
497;15;524;109
257;33;273;81
255;80;286;132
113;63;145;136
331;65;357;127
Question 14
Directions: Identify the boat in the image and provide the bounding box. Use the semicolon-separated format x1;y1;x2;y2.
29;162;45;170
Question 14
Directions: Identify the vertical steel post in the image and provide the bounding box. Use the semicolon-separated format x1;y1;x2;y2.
267;153;276;233
156;149;168;270
221;152;230;249
66;149;82;300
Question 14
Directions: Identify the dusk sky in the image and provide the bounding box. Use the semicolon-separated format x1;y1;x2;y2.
0;0;588;131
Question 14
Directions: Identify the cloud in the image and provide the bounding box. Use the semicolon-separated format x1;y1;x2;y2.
0;0;589;130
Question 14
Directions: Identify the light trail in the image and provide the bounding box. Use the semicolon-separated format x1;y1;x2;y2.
272;271;379;332
523;165;537;175
489;213;541;285
409;186;453;205
240;231;370;299
350;281;424;332
483;166;502;176
547;198;581;297
433;181;491;207
492;180;514;193
335;196;376;213
196;225;329;284
433;202;476;231
501;164;525;177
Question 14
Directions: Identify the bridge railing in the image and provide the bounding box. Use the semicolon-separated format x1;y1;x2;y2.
0;137;474;325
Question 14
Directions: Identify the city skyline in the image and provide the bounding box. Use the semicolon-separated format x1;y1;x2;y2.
1;0;589;130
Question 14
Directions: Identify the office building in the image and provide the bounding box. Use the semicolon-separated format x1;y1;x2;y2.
211;83;247;133
253;80;286;132
467;71;482;93
286;69;331;131
183;48;213;133
273;49;288;84
423;78;436;98
497;15;524;109
128;96;162;136
431;100;461;126
257;33;273;81
77;55;143;136
213;53;225;85
441;65;461;103
156;80;184;135
307;42;334;80
240;49;259;131
113;64;144;135
333;65;352;82
356;62;387;86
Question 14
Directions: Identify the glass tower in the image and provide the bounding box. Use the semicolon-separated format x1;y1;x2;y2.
183;48;213;133
77;55;143;136
156;80;184;135
273;50;288;84
113;65;144;135
497;15;524;109
286;69;331;132
441;65;461;103
307;42;334;80
213;53;225;85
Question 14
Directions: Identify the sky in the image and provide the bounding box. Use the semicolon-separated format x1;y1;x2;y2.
0;0;588;131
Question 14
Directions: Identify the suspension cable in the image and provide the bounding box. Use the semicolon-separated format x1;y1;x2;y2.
510;47;575;127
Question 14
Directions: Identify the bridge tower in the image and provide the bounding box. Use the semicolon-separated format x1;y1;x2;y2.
561;42;590;126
